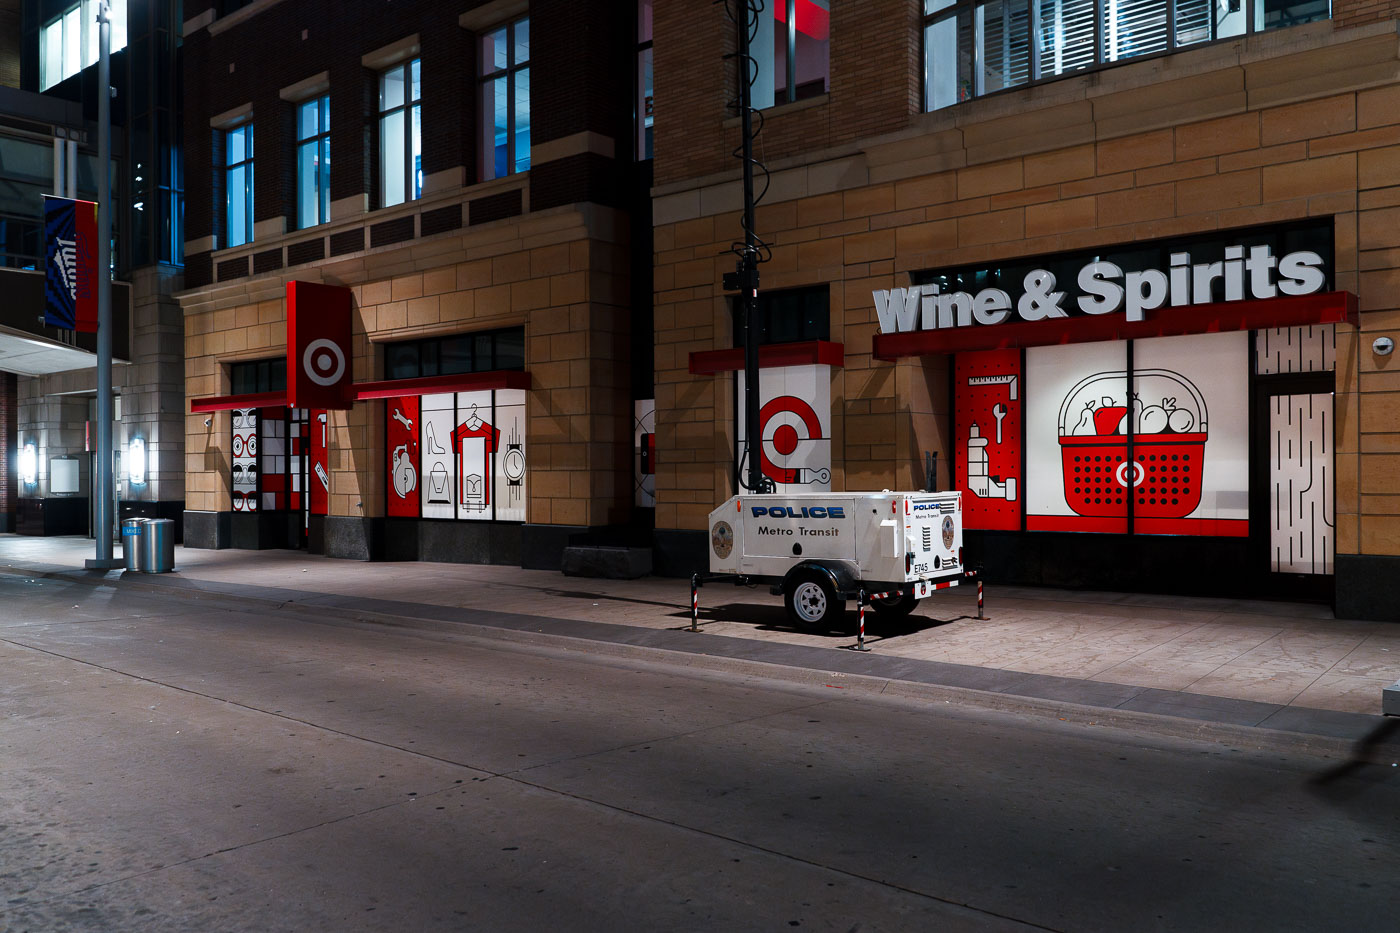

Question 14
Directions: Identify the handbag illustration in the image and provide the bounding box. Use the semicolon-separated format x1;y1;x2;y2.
428;462;450;503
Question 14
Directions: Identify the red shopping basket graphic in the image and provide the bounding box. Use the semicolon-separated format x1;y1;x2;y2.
1060;433;1206;518
1056;368;1209;520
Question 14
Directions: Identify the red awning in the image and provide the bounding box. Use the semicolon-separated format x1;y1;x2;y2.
190;391;288;413
689;339;844;375
351;370;532;400
191;370;532;412
872;291;1358;360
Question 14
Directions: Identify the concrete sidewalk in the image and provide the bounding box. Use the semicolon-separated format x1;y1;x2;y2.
4;533;1399;748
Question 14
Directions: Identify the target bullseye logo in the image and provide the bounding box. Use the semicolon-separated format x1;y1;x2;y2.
303;338;347;387
760;395;824;485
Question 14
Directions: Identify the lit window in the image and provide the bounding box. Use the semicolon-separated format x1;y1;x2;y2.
748;0;829;109
40;0;128;91
296;96;331;228
225;124;254;248
478;17;530;181
636;1;653;160
924;0;1327;110
379;60;421;207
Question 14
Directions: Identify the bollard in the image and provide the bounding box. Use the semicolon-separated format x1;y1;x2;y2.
855;589;870;651
977;578;985;620
690;573;700;632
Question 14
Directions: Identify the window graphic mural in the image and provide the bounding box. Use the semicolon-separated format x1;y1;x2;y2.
957;332;1251;536
386;389;527;522
231;408;258;512
230;407;313;516
736;364;833;492
955;349;1022;530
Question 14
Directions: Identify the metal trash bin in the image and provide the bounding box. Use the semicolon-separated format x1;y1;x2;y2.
121;518;148;571
140;518;175;573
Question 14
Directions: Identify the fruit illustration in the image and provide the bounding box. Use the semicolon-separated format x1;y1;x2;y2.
1166;398;1195;433
1092;396;1128;435
1139;402;1169;434
1072;401;1096;436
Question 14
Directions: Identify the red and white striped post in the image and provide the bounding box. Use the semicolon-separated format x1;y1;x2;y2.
690;573;700;632
856;589;870;651
977;577;985;620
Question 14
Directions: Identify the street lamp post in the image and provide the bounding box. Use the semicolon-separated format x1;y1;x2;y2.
85;0;119;570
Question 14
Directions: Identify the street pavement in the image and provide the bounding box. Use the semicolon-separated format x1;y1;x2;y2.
0;563;1397;932
1;534;1399;753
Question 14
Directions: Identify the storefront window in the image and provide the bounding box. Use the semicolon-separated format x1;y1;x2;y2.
230;358;285;395
924;0;1327;109
386;390;528;523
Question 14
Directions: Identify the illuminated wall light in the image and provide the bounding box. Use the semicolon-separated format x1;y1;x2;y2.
19;442;38;486
128;436;146;486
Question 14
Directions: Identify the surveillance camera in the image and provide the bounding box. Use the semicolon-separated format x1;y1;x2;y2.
204;418;212;427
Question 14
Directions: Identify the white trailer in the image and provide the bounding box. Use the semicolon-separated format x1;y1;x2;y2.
704;490;967;631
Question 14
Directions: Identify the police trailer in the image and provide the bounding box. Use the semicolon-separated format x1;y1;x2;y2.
702;490;970;632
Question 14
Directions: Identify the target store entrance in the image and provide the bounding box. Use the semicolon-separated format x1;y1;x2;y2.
873;222;1353;601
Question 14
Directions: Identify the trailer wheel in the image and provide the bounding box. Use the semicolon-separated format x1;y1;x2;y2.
872;590;918;617
785;569;845;632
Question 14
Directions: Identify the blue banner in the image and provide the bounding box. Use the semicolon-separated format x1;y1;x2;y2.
44;196;98;332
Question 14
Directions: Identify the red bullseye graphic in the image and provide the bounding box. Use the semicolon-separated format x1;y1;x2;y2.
759;395;823;485
772;424;800;456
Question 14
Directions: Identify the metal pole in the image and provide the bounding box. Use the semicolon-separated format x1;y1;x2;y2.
86;0;119;570
977;578;985;620
690;573;700;633
736;1;763;494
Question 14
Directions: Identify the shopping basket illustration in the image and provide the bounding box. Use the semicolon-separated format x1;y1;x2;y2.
1056;369;1208;519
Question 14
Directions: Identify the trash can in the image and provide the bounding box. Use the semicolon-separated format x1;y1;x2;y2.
121;518;148;572
140;518;175;573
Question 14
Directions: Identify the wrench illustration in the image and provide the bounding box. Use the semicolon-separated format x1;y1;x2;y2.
993;403;1007;444
392;408;414;431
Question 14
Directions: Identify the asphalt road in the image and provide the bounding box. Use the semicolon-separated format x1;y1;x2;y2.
1;572;1397;932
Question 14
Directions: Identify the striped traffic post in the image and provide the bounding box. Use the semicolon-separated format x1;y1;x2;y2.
690;573;700;632
856;589;870;651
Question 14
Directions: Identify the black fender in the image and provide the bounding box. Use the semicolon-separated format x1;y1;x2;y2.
782;561;859;599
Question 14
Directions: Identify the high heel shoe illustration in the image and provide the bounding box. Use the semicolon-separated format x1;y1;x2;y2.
426;421;447;455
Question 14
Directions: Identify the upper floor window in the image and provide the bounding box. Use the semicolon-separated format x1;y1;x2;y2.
636;1;654;160
296;95;331;228
749;0;829;109
230;357;286;395
733;285;830;346
379;60;421;207
478;17;531;181
225;123;254;248
41;0;129;90
384;327;526;380
923;0;1330;110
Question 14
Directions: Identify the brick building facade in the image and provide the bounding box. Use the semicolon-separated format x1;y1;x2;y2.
178;0;652;566
650;2;1400;620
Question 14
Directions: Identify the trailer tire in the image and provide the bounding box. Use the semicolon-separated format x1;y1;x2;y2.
872;591;918;618
784;569;845;632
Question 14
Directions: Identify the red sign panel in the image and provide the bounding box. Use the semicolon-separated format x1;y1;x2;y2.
310;410;329;516
955;349;1023;531
386;396;421;518
286;281;354;410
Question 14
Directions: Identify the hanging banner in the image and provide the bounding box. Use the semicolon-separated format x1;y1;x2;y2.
286;281;354;410
44;196;99;332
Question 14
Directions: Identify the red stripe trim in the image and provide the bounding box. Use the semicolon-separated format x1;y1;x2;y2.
689;340;845;375
1027;515;1130;533
352;370;531;400
1027;514;1249;536
873;291;1357;359
190;391;288;413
